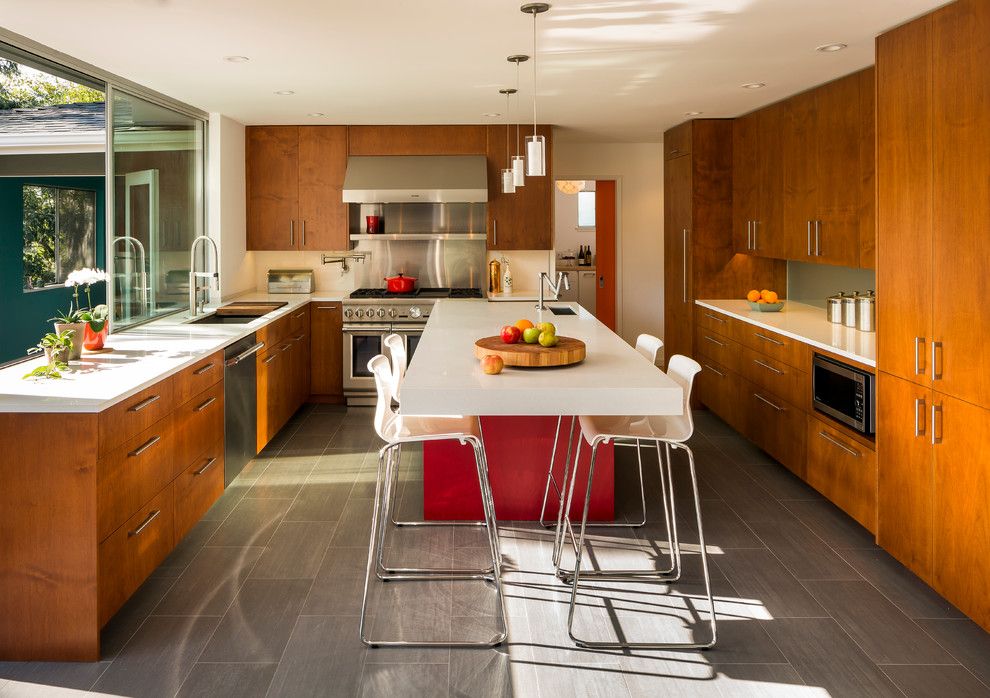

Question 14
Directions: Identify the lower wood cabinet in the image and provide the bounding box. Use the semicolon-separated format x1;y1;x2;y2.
174;443;225;542
806;416;877;533
257;305;313;452
310;302;344;401
740;380;807;479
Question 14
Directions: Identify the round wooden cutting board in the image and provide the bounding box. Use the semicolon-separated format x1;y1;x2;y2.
474;336;586;367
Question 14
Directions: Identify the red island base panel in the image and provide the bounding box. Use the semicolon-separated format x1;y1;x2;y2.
423;415;615;521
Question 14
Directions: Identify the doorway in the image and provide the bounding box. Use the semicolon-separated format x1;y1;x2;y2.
552;178;618;331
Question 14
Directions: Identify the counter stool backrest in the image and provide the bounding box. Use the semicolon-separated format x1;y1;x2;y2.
383;334;407;402
369;354;399;442
662;354;702;443
635;334;664;366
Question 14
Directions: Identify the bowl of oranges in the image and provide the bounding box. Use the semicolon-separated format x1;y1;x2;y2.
746;289;784;312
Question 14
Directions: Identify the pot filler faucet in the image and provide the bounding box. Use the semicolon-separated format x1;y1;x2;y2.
536;271;570;311
189;235;220;317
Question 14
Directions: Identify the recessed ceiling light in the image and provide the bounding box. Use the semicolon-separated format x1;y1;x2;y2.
274;90;295;96
685;111;703;116
741;82;766;90
223;55;249;63
483;112;501;118
308;112;326;117
816;43;848;52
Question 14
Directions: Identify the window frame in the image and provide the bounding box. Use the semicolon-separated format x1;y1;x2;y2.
21;183;98;293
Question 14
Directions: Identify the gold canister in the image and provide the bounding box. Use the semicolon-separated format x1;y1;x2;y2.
489;259;502;294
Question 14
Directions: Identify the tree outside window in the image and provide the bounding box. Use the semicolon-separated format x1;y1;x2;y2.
23;185;97;290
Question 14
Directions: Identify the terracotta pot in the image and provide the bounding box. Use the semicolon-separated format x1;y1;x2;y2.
384;273;417;294
44;346;69;366
83;320;109;351
54;322;85;360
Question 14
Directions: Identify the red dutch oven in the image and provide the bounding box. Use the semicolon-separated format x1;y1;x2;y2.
385;273;417;294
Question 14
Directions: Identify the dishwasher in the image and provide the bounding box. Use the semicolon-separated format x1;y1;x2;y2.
223;333;264;485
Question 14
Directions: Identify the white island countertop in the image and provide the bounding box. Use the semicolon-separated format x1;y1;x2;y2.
695;299;876;367
0;290;346;413
401;300;684;417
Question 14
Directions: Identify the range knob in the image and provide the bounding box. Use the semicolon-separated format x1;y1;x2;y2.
355;308;364;319
377;308;387;319
343;308;353;319
409;306;423;319
388;308;398;319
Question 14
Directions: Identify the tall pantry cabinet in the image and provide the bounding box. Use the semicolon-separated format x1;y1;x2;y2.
876;0;990;631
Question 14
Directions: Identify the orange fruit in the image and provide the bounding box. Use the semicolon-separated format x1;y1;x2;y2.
761;290;779;303
746;289;761;302
757;298;767;304
515;319;534;331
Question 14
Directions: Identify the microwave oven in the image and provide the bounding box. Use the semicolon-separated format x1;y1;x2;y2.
812;354;875;435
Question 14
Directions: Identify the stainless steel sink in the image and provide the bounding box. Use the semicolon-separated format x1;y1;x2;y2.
549;306;577;316
191;315;256;324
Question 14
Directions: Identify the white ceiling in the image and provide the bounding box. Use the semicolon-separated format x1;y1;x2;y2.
0;0;948;142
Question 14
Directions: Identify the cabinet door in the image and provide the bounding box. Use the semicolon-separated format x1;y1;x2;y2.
311;303;343;398
246;126;299;250
933;391;990;629
732;112;758;254
664;121;692;160
877;16;934;386
932;0;990;407
755;103;786;258
741;381;807;478
876;372;934;583
781;89;819;260
298;126;348;251
486;125;553;250
663;154;693;366
813;72;863;267
806;416;877;533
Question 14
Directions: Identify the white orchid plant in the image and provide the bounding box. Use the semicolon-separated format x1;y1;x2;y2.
54;267;110;330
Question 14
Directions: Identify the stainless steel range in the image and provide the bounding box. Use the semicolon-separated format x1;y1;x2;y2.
342;287;482;404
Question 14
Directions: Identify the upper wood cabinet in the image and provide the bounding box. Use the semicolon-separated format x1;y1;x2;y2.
733;102;784;257
246;126;348;251
348;125;487;155
486;124;553;250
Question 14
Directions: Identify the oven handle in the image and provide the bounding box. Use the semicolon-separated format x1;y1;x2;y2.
343;324;392;333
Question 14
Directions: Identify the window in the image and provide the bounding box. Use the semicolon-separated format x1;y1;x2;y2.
22;184;96;290
577;190;596;228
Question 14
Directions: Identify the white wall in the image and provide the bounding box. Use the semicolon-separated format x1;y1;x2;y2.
208;114;255;300
553;140;663;345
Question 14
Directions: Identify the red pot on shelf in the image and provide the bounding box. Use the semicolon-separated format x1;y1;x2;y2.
83;321;109;351
384;273;417;294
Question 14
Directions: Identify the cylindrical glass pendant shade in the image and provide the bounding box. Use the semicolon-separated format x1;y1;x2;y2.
525;135;546;176
501;168;516;194
512;156;526;186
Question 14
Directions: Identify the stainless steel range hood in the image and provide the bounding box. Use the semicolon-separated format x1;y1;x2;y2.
342;155;488;204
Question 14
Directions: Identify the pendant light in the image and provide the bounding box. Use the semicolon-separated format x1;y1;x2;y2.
508;54;529;187
521;2;550;177
499;88;517;194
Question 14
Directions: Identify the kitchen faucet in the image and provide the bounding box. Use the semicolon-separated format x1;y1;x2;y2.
536;271;570;311
189;235;220;317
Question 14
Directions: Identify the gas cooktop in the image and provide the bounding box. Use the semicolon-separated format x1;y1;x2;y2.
349;287;483;300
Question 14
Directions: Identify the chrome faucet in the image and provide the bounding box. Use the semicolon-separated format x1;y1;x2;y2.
536;271;570;311
189;235;220;317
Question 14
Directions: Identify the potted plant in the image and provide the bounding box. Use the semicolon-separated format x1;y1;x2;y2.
80;304;109;351
23;330;74;380
50;306;85;360
56;268;110;359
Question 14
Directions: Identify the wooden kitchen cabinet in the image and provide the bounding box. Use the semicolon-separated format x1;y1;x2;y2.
486;124;553;250
247;126;348;251
741;379;807;478
732;104;784;257
257;306;312;451
311;302;344;401
806;416;877;533
348;125;487;155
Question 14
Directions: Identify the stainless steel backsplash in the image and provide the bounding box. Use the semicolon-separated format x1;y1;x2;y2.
349;202;487;234
353;238;487;289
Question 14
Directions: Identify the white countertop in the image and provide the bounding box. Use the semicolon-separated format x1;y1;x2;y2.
486;290;540;302
695;299;876;367
0;290;347;414
401;299;684;417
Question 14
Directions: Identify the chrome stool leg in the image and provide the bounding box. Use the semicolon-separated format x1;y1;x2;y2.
565;438;717;650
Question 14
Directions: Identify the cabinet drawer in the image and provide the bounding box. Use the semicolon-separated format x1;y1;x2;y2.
98;418;174;541
172;381;225;478
174;442;224;542
741;381;807;477
695;327;740;374
733;323;808;369
99;380;174;456
696;358;743;432
806;417;877;533
695;306;736;336
98;484;174;626
740;346;809;409
287;304;310;336
174;351;223;405
258;314;291;351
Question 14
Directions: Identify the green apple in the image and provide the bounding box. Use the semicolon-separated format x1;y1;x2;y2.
522;327;541;344
536;321;556;335
539;331;559;347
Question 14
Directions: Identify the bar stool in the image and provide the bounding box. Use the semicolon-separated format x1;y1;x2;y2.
359;354;505;648
561;355;717;649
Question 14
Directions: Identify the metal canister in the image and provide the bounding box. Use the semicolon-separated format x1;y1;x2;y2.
826;292;845;324
856;290;876;333
488;259;502;294
842;292;859;328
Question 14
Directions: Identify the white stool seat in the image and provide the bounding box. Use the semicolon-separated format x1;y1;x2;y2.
579;413;690;444
378;413;482;444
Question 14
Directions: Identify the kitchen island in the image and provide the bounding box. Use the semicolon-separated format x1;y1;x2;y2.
401;299;683;520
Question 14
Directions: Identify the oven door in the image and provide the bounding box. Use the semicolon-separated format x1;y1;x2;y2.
391;325;424;365
343;324;390;397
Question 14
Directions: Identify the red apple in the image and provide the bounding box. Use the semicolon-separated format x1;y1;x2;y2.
481;355;504;375
500;325;522;344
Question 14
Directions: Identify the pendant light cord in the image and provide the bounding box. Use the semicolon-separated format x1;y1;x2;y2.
505;92;511;167
515;62;522;156
532;10;538;138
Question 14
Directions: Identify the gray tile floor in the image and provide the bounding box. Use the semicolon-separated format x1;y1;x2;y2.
2;406;989;697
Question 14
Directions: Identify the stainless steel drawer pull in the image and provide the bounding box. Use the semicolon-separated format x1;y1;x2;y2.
703;363;724;377
818;431;861;457
814;220;822;256
263;353;279;365
682;228;689;304
704;335;726;348
931;402;943;445
128;394;161;412
194;396;217;412
931;341;943;381
128;509;161;538
915;337;926;375
194;457;218;476
746;220;752;250
753;359;784;375
752;220;759;250
754;332;784;346
704;313;726;324
807;221;813;256
753;393;784;412
128;435;161;458
301;220;306;247
193;362;215;376
293;311;305;319
290;334;305;343
914;397;926;437
317;305;338;311
289;220;295;246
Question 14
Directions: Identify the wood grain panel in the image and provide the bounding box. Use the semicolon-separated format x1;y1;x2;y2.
782;89;818;260
740;345;809;410
246;126;299;250
663;121;692;160
663;151;693;365
859;67;877;269
310;302;343;400
694;326;741;374
173;350;223;406
98;379;174;456
174;443;224;543
695;357;744;432
806;416;877;533
298;126;348;251
171;381;224;479
732;322;808;370
486;124;553;250
742;379;807;478
474;336;586;367
347;125;487;155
